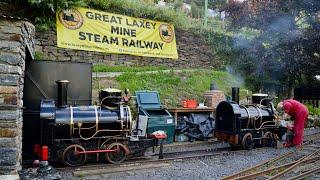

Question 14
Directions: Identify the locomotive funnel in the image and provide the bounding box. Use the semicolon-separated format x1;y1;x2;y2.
210;81;218;90
232;87;240;104
56;80;70;108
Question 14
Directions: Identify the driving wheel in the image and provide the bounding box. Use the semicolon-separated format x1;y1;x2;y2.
62;144;86;167
105;142;127;164
242;133;254;150
261;131;276;147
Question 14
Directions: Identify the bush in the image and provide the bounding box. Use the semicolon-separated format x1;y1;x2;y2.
306;104;320;116
115;70;244;107
86;0;189;28
13;0;189;30
92;64;168;72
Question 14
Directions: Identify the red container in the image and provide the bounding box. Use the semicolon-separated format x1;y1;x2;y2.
41;146;49;161
182;99;198;108
182;100;188;108
34;144;40;156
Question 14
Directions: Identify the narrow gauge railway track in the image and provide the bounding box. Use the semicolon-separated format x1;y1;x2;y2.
56;145;232;171
21;144;223;170
55;131;320;173
149;146;231;158
223;147;320;179
57;145;272;174
222;144;320;180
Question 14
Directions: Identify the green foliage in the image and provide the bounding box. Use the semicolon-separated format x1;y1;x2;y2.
295;11;311;30
92;64;168;72
115;70;244;107
85;0;189;28
27;0;86;12
14;0;189;30
305;104;320;127
211;0;228;9
34;51;44;60
306;104;320;116
173;0;184;10
224;0;320;96
26;0;86;31
187;17;235;68
236;27;260;41
190;1;203;18
142;0;155;4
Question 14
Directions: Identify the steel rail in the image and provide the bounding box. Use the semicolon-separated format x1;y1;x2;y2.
57;150;224;171
71;148;271;176
231;155;320;180
57;146;270;171
268;149;320;179
51;131;320;175
221;150;294;180
150;147;228;157
223;132;320;180
287;166;320;180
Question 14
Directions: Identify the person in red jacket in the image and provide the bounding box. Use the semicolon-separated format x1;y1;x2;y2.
277;99;309;147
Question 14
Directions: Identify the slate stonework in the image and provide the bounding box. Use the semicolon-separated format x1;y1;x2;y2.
36;28;220;68
0;17;35;175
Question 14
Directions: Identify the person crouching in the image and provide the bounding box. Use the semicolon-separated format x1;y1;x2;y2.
277;99;309;147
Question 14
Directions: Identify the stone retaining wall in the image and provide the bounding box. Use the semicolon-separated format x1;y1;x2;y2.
0;17;34;175
36;29;220;68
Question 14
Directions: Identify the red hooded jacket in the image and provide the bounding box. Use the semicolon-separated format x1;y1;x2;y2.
283;99;308;118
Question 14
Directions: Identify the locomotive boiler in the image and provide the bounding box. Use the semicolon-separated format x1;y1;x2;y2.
215;100;286;149
36;80;161;166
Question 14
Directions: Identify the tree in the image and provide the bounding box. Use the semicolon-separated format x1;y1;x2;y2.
173;0;184;10
225;0;320;97
191;1;203;18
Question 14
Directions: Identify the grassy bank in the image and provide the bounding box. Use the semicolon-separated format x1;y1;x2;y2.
93;68;247;108
93;64;169;72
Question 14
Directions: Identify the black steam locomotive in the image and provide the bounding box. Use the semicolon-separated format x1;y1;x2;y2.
35;80;162;166
215;98;286;150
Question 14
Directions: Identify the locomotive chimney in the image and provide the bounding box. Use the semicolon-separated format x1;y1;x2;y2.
56;80;70;108
232;87;240;104
210;81;218;90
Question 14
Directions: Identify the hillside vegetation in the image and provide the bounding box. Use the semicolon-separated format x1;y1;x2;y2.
9;0;189;30
93;64;168;72
93;68;246;108
6;0;319;97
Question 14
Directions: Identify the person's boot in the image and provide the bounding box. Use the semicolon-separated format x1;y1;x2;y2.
294;143;303;151
283;142;293;148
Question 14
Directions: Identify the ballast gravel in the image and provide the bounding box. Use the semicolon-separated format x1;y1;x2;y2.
91;148;289;180
59;146;290;180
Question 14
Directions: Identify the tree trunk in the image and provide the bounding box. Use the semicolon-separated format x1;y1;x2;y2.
287;77;294;98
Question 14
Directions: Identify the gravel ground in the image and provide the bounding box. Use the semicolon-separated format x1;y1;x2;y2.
305;127;320;136
82;148;289;180
59;145;291;180
56;128;320;179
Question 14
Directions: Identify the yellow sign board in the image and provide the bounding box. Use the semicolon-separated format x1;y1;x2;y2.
56;7;178;59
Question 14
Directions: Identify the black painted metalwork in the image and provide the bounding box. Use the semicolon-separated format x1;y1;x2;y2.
22;61;92;159
231;87;239;104
215;101;285;149
56;80;69;108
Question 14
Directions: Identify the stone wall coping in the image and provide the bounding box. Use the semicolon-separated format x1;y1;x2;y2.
0;15;31;23
0;174;19;180
0;105;19;110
